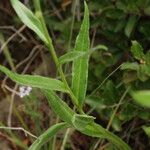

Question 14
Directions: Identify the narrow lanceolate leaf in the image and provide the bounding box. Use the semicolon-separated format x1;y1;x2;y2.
132;90;150;108
0;65;68;92
71;114;95;130
72;1;90;108
29;122;68;150
125;15;137;37
10;0;48;44
131;41;145;61
43;90;131;150
120;62;139;71
43;90;75;124
59;51;86;65
81;123;131;150
59;44;107;65
59;45;108;65
91;44;108;52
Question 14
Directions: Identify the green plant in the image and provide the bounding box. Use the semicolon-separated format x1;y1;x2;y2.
121;40;150;82
0;0;132;149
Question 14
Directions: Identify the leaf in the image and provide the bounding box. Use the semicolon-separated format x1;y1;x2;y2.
111;117;122;132
85;96;106;110
72;1;90;108
125;15;137;37
131;41;145;61
42;90;75;124
132;90;150;107
143;126;150;137
91;44;108;51
59;44;107;65
43;90;131;150
59;51;86;65
29;122;68;150
0;65;68;92
10;0;48;44
121;62;139;71
123;72;137;83
71;114;95;130
138;111;150;120
81;123;131;150
137;65;149;81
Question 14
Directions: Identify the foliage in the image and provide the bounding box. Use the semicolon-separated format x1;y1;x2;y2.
0;0;132;149
1;0;150;149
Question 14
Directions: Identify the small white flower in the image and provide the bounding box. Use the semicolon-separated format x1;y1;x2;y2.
27;87;32;92
19;86;25;92
19;86;32;98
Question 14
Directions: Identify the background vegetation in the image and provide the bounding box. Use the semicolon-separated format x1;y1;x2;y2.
0;0;150;149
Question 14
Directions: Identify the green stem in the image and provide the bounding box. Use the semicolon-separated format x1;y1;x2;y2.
67;0;78;50
33;0;83;113
0;33;15;71
60;128;71;150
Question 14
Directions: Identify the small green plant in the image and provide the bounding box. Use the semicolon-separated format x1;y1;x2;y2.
121;40;150;82
0;0;132;149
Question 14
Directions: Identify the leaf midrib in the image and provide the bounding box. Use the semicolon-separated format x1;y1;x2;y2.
76;23;88;101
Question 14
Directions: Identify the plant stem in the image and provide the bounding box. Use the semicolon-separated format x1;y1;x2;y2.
33;0;83;113
0;32;15;71
67;0;78;50
61;128;71;150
